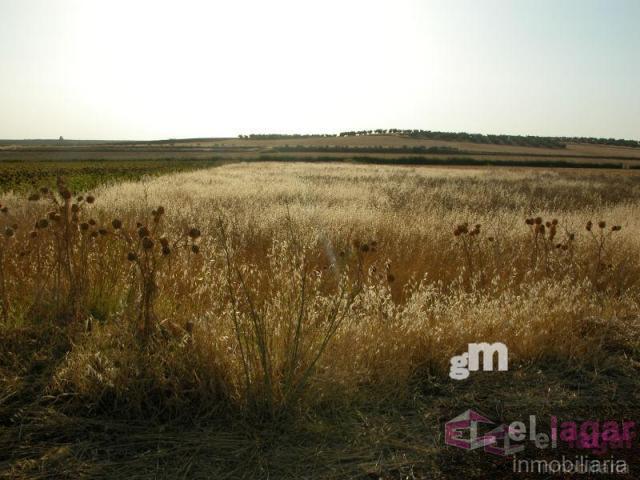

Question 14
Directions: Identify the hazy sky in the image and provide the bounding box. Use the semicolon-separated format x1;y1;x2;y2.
1;0;638;140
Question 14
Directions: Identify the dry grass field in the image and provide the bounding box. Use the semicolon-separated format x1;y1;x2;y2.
2;162;640;478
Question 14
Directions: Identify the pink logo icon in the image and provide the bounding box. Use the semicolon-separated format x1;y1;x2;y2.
445;409;496;450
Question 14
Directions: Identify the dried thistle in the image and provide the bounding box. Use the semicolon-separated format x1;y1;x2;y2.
142;237;154;250
188;227;201;240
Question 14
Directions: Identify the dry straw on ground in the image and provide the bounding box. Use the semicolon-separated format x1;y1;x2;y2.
1;163;640;419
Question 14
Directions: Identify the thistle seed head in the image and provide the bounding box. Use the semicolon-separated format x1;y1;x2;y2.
188;227;201;240
142;237;154;250
455;223;468;235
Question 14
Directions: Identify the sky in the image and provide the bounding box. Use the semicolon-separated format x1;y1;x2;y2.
0;0;638;140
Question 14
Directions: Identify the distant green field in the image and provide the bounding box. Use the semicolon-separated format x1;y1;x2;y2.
0;159;220;193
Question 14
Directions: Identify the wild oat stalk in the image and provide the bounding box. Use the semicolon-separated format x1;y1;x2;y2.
216;211;363;418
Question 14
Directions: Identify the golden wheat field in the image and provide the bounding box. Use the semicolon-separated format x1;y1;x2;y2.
3;162;640;478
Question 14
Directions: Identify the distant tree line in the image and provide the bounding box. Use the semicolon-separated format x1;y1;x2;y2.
338;130;567;148
238;134;336;140
337;129;640;149
557;136;640;148
238;130;640;149
273;145;460;154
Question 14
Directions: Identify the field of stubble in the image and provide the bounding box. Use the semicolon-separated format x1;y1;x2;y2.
2;162;640;479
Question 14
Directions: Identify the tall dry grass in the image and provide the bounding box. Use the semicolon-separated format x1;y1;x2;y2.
2;163;640;419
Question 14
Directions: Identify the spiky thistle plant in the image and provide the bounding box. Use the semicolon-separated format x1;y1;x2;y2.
453;222;484;288
0;201;17;324
26;179;100;321
111;207;201;339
